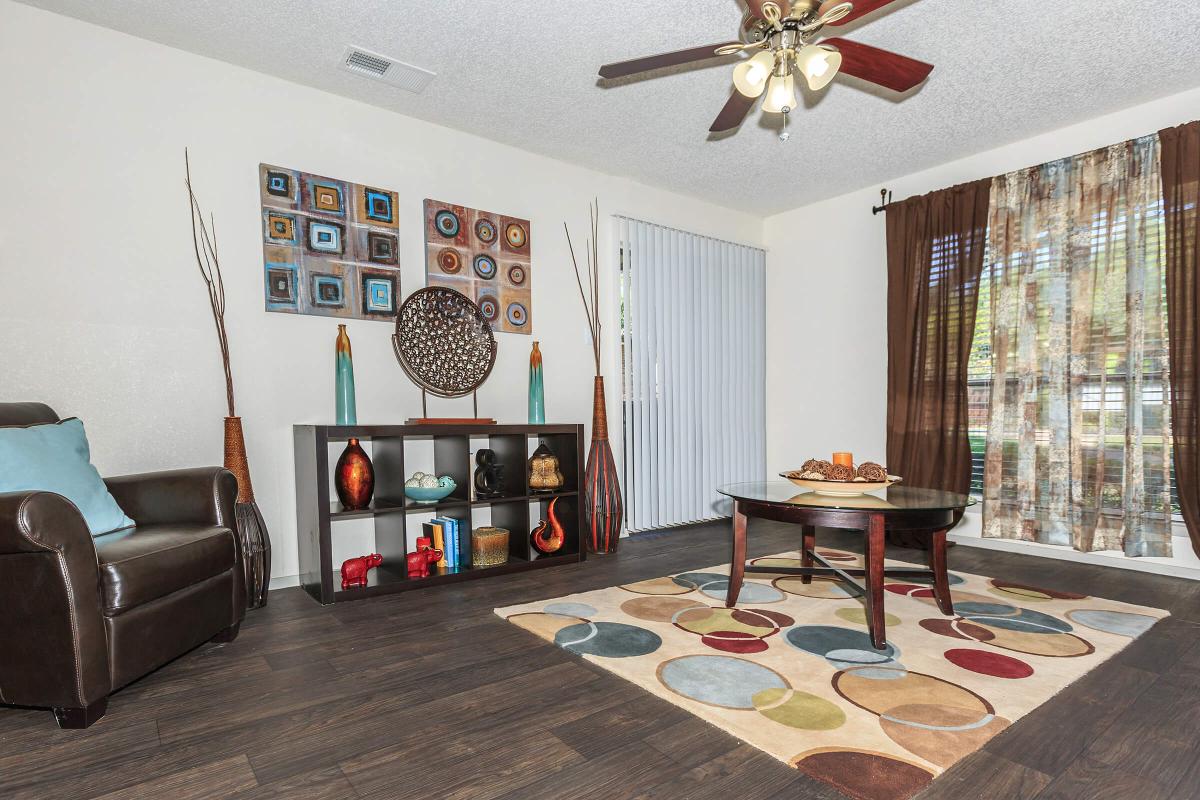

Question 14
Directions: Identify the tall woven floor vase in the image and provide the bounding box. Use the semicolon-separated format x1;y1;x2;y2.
584;376;623;554
224;417;271;608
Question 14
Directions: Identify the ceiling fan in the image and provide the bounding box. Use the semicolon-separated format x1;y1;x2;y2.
597;0;933;136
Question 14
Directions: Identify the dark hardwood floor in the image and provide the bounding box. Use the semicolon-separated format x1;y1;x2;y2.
2;521;1199;800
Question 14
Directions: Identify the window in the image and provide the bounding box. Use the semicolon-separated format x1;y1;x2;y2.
966;200;1181;519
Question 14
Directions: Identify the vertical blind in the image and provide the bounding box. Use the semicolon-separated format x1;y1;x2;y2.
617;216;767;532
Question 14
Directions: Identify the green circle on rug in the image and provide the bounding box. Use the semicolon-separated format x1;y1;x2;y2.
658;655;789;709
753;688;846;730
835;607;901;628
620;596;706;622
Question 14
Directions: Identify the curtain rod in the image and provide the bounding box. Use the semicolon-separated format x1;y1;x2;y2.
872;188;893;215
869;127;1178;216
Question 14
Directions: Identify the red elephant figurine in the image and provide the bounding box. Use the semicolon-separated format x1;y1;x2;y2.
406;547;442;578
341;553;383;590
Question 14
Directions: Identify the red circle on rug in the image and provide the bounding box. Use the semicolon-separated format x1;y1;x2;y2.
944;648;1034;679
701;632;769;654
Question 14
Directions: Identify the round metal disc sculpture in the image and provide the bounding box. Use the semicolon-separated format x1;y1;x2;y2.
392;287;497;420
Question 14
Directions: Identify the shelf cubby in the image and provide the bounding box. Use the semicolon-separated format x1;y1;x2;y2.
295;423;586;605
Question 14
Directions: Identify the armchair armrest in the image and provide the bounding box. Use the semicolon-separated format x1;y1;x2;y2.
104;467;237;529
0;491;111;709
106;467;247;621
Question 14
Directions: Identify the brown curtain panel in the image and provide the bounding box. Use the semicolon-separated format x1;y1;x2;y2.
1160;121;1200;557
885;179;991;545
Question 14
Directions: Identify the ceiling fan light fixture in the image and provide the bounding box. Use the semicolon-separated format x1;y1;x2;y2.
733;49;776;97
761;71;796;114
796;44;841;91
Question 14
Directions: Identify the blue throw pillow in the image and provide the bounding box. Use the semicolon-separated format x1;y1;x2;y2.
0;417;135;536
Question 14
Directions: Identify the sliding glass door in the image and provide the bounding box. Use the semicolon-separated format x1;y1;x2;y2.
617;216;766;532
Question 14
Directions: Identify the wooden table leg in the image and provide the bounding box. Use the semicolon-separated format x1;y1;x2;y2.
801;525;815;584
930;527;955;616
865;513;886;649
726;500;747;608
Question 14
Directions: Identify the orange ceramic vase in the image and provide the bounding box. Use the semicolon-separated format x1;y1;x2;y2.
335;437;374;510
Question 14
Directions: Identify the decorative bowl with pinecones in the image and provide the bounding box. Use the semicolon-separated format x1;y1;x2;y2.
781;459;901;497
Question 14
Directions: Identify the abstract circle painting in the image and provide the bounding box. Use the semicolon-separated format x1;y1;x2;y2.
423;200;532;334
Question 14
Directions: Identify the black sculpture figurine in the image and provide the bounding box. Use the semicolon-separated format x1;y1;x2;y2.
474;448;505;498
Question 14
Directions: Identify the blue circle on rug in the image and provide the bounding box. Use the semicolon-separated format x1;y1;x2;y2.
659;655;789;709
786;625;901;662
1065;609;1157;637
554;622;662;658
962;608;1073;634
544;602;596;619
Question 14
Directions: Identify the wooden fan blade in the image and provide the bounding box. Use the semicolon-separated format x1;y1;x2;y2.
819;0;903;25
599;42;741;79
823;37;933;92
710;90;757;133
747;0;792;19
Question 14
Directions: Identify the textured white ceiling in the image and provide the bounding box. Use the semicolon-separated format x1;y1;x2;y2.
16;0;1200;214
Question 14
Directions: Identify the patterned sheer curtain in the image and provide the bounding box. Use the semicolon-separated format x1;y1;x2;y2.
981;135;1173;557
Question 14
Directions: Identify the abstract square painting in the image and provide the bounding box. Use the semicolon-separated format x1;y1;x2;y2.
423;199;531;334
259;164;400;321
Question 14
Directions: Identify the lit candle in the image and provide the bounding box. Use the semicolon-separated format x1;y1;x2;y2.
832;452;853;468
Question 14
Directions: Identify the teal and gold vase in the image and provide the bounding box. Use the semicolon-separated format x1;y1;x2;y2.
528;341;545;424
335;324;357;425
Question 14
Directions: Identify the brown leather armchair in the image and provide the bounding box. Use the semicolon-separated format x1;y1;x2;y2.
0;402;246;728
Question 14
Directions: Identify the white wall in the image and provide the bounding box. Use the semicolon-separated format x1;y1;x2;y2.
764;87;1200;578
0;1;763;585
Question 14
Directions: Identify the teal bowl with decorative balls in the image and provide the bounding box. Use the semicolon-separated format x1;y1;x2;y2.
403;473;457;503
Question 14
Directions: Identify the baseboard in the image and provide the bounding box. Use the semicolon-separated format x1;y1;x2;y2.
948;532;1200;581
268;574;301;590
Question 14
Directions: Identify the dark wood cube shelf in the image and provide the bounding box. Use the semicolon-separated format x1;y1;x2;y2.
294;423;585;605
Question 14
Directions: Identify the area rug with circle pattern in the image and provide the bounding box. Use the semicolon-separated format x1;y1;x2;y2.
495;549;1168;800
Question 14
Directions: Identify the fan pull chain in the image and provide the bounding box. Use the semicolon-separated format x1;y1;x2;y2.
780;109;791;142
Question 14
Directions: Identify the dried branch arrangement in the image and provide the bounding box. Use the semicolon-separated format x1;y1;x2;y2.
564;199;602;376
184;149;236;417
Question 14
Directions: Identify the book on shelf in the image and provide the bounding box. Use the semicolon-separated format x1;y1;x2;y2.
456;520;472;568
436;517;468;569
430;517;464;570
424;521;447;569
443;517;459;568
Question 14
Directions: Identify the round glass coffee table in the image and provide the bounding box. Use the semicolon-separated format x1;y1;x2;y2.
717;482;976;649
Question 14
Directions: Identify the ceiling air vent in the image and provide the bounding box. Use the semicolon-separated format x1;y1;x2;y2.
338;46;435;93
